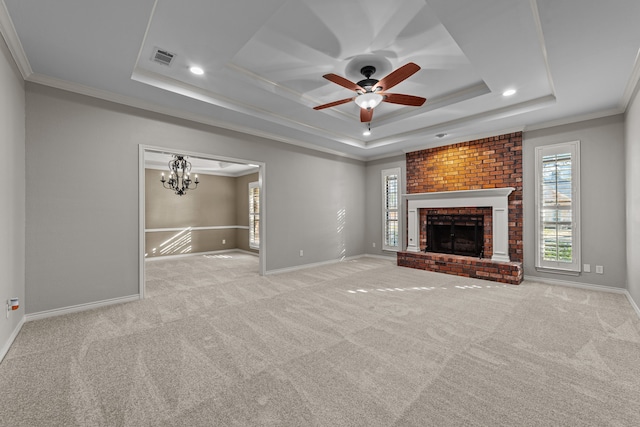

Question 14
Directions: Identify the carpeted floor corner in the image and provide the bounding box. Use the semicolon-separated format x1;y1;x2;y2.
1;253;639;426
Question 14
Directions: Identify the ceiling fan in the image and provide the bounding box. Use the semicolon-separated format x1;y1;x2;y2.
313;62;427;122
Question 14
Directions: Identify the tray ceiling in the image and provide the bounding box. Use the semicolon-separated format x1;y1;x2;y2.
3;0;640;159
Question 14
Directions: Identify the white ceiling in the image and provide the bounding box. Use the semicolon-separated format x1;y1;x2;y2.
2;0;640;160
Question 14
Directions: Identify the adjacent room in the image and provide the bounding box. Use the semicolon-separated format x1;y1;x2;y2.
1;1;640;426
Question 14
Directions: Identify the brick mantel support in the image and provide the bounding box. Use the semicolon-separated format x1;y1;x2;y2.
404;188;514;262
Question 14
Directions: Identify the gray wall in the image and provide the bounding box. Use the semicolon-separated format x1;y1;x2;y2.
25;84;366;314
146;170;237;229
625;87;640;306
523;115;627;288
365;155;406;257
0;33;25;356
145;169;246;257
19;79;636;316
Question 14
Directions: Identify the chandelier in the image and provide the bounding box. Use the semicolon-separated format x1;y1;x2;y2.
160;155;199;196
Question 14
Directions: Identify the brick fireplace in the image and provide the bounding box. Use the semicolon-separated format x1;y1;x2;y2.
397;132;523;284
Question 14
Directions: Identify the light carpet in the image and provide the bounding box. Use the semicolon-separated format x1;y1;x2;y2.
1;253;639;426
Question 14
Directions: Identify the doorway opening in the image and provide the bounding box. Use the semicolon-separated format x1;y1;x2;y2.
138;146;266;298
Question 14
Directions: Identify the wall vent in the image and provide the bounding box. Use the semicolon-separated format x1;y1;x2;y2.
152;48;176;66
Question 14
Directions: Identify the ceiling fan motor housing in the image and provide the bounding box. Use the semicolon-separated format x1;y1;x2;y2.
357;66;379;91
360;65;376;78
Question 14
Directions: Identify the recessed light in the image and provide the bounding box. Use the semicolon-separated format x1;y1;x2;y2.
189;66;204;75
435;133;447;139
502;89;516;97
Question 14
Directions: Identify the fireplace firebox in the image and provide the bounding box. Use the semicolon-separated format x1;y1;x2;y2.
425;214;484;258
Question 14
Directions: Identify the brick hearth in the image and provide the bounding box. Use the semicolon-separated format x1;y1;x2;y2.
397;251;523;285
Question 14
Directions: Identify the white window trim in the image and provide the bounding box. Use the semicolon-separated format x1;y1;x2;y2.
382;167;401;252
535;140;581;273
249;181;260;250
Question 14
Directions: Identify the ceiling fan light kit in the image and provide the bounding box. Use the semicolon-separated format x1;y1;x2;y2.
314;62;426;122
354;92;384;109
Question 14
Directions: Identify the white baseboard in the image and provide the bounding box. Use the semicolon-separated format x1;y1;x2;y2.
145;249;257;262
0;316;25;363
525;275;627;294
525;275;640;320
25;295;140;322
625;292;640;319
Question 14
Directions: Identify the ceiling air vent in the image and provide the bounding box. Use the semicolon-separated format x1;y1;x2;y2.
152;48;176;66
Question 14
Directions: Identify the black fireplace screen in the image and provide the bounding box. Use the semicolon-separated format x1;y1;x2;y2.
425;214;484;257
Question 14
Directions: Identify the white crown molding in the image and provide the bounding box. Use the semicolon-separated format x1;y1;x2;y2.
26;72;368;162
368;95;553;150
130;67;367;149
398;125;525;156
364;151;410;163
0;0;33;79
524;107;624;132
621;47;640;111
363;125;526;163
529;0;557;97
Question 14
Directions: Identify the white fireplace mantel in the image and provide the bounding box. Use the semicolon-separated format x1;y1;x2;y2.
403;187;515;263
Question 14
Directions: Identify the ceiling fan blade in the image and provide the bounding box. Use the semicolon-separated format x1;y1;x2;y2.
313;97;354;110
374;62;421;91
383;93;427;107
323;73;365;92
360;108;374;122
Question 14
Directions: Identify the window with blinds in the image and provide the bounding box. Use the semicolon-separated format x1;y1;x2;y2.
535;141;580;272
249;182;260;249
382;168;401;251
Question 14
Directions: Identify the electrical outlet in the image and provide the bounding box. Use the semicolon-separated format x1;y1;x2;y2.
583;264;591;273
596;265;604;274
222;239;226;244
299;250;304;257
373;242;376;248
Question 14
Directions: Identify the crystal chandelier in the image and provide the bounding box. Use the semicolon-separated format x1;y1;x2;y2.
160;155;199;196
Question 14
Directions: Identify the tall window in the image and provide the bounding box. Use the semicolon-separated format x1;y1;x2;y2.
382;168;401;251
535;141;580;272
249;181;260;249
